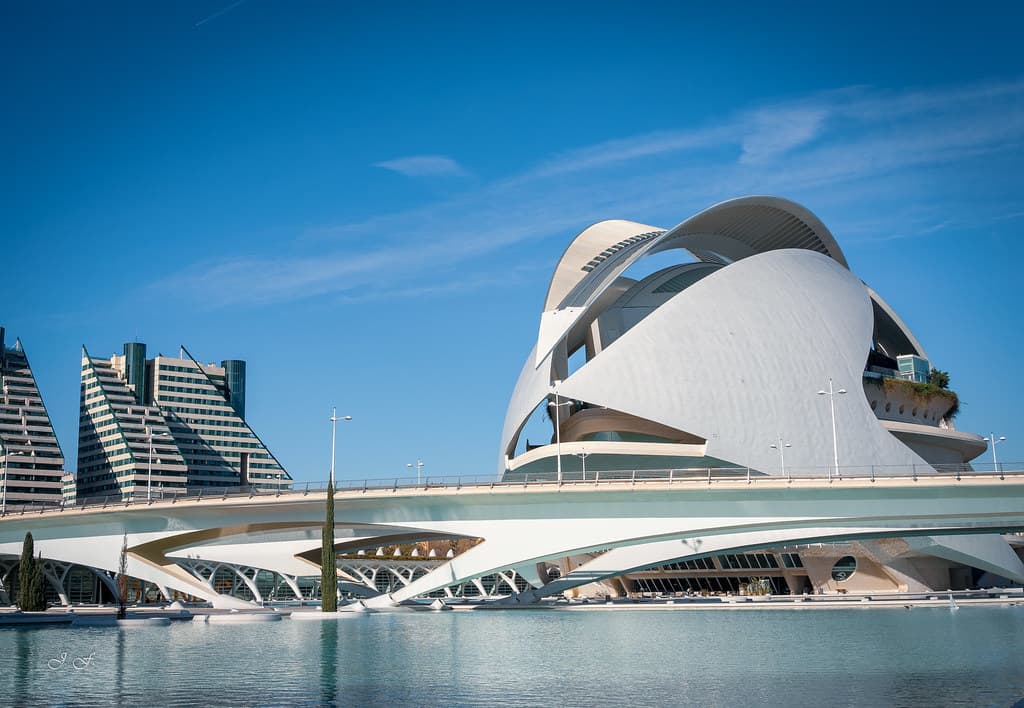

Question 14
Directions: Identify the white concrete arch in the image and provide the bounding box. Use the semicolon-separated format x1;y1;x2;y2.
339;564;374;589
533;196;848;368
39;561;69;606
89;566;122;603
278;574;304;601
225;564;262;602
181;559;218;587
197;562;259;601
543;220;664;312
649;196;848;268
0;559;16;604
0;557;73;606
867;285;929;361
38;559;124;606
497;570;521;594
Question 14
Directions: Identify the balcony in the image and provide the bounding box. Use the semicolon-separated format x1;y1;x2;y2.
862;374;958;427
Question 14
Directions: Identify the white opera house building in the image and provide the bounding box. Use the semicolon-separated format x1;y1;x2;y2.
498;196;1019;596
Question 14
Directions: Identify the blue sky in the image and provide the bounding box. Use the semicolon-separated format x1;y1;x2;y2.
3;2;1023;481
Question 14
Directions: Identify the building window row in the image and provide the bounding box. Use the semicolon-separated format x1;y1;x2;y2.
157;384;222;396
157;364;204;373
158;395;233;408
660;557;717;571
158;374;208;384
781;553;804;568
634;575;789;595
717;553;779;570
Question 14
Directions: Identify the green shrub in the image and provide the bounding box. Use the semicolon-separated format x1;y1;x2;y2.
927;369;951;389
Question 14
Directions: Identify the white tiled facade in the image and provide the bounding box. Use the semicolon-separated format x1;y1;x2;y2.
151;350;288;490
76;343;289;500
0;328;66;505
77;349;188;499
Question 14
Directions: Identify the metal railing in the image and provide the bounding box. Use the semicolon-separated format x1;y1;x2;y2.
2;462;1022;519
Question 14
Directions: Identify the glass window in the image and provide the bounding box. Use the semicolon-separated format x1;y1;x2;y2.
831;556;857;582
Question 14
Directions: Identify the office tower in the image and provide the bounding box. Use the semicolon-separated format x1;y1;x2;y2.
77;342;289;499
0;327;66;506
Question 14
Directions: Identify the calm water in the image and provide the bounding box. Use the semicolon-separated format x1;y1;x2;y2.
2;607;1023;707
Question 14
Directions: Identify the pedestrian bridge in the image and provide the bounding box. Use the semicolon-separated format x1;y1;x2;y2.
2;467;1023;608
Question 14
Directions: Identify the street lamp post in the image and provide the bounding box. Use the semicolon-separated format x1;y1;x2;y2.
147;428;170;502
769;436;792;479
0;440;6;515
551;381;573;485
817;378;847;480
406;459;424;485
329;408;352;486
324;406;350;614
986;432;1007;473
574;451;591;481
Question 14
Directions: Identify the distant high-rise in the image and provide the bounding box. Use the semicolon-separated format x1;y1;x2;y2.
76;342;289;500
0;327;66;506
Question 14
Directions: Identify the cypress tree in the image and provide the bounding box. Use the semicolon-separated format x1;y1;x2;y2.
17;532;35;610
17;532;45;611
28;554;46;610
321;482;337;612
116;534;129;620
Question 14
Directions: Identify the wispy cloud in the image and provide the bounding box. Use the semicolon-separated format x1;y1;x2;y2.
332;264;547;305
527;124;735;179
194;0;246;27
374;155;468;177
740;106;828;164
156;78;1024;307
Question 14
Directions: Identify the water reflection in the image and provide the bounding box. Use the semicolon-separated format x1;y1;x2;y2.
15;628;30;701
0;608;1022;706
319;621;337;706
116;625;126;705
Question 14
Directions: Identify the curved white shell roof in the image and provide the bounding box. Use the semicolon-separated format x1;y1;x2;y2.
534;196;848;367
555;249;923;474
501;196;931;475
